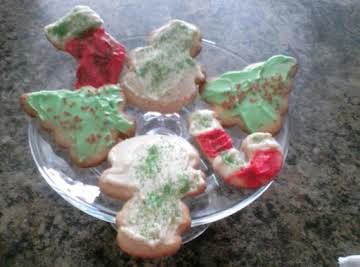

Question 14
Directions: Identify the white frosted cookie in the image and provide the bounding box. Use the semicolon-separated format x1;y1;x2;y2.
99;135;206;258
121;20;205;113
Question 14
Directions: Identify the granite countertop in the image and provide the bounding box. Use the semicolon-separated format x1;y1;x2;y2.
1;0;359;266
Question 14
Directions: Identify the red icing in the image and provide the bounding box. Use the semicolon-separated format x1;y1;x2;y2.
226;148;283;189
195;128;233;158
64;28;125;89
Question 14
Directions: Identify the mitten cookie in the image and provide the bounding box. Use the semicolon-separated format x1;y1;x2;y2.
45;6;126;88
121;20;205;113
99;135;206;258
20;85;135;167
201;55;298;134
189;110;283;188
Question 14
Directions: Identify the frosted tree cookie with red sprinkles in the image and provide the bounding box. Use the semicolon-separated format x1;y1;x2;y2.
45;6;126;89
20;84;135;167
99;135;206;258
189;109;283;189
121;20;205;113
201;55;298;134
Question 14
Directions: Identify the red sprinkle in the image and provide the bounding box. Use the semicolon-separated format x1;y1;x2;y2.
195;128;233;158
226;148;283;189
64;28;125;89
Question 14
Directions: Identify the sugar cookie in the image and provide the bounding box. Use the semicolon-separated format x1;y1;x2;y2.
20;85;135;167
189;110;283;188
45;6;126;88
99;135;206;258
121;20;205;113
201;55;298;134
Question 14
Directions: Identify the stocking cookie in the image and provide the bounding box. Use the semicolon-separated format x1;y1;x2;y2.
99;135;206;258
20;85;135;167
121;20;205;113
201;55;298;134
189;110;283;188
45;6;126;88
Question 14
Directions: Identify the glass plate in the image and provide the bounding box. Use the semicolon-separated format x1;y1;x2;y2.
28;36;289;235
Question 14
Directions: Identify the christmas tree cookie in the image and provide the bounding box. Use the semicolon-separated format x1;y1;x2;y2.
20;84;135;167
201;55;298;134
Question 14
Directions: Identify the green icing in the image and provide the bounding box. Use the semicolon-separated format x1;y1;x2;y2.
124;20;200;97
45;5;103;48
201;55;297;132
26;84;134;163
228;98;278;132
202;78;237;104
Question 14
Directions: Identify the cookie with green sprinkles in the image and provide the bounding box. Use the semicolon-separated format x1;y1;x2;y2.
99;135;206;258
121;19;205;113
201;55;298;134
20;84;135;167
45;5;104;50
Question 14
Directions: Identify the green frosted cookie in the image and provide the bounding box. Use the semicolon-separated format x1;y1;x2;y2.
201;55;298;134
20;84;135;167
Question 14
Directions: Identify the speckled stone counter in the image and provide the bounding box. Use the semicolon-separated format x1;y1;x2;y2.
1;0;359;266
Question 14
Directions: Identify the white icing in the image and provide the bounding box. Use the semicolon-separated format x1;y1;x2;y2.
240;132;281;158
45;5;103;49
189;109;222;136
121;20;204;103
102;135;205;243
213;148;246;178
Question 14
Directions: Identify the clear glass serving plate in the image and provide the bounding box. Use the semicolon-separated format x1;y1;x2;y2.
28;37;289;242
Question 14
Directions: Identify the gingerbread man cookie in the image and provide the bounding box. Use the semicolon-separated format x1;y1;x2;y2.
45;6;126;89
20;85;135;167
189;110;283;188
201;55;298;134
121;20;205;113
99;135;206;258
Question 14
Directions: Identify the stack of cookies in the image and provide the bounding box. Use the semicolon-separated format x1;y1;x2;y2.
20;6;298;258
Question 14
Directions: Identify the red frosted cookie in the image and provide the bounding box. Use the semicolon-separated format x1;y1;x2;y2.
195;128;233;159
189;109;283;189
45;6;125;89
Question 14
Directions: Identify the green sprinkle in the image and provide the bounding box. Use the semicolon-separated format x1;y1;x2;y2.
221;151;239;166
135;144;161;181
51;23;68;37
251;135;264;143
178;175;191;194
192;113;213;128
